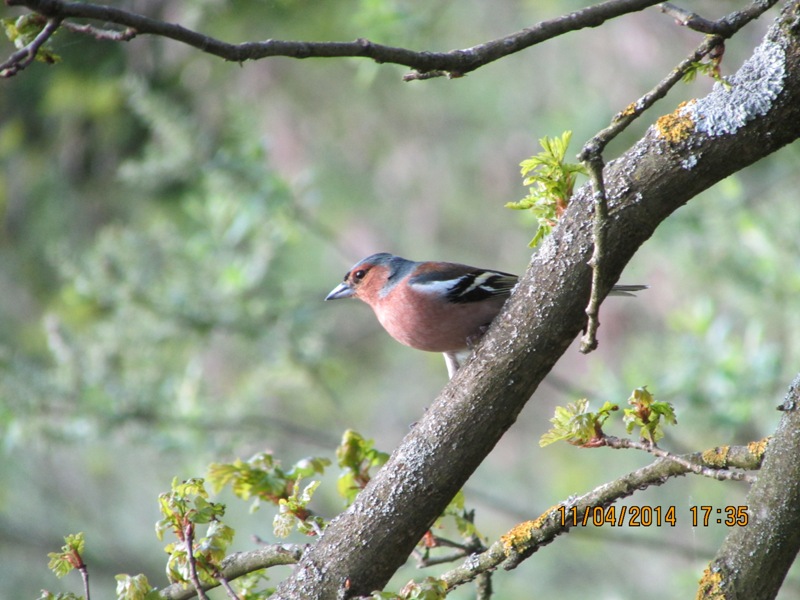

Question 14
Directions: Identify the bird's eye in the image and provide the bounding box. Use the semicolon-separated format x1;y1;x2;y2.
353;269;367;281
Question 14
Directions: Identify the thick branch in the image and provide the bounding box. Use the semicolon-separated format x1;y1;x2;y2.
697;375;800;599
274;2;800;597
6;0;665;76
159;544;304;600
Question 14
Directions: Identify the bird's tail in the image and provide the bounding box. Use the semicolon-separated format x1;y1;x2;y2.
609;284;648;297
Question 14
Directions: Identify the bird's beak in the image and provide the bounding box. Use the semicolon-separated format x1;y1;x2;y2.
325;282;355;301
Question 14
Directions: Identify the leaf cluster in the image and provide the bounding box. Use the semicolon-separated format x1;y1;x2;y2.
505;131;587;247
622;386;677;445
434;491;482;542
208;451;329;537
336;429;390;504
44;430;487;599
37;592;83;600
155;478;235;586
371;576;448;600
539;399;619;447
540;387;676;447
46;532;86;579
682;46;730;89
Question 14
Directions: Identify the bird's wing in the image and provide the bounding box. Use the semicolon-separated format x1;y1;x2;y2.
410;263;518;304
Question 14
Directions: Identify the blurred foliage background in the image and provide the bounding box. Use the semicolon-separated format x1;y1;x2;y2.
1;0;799;598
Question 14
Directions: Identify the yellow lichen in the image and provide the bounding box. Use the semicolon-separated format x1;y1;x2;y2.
617;102;638;120
747;437;770;459
701;445;730;468
656;100;696;144
696;564;726;599
500;521;535;555
500;504;558;555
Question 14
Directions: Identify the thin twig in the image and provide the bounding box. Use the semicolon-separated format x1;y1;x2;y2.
78;564;91;600
412;531;484;567
6;0;666;78
414;549;471;568
476;571;493;600
184;524;211;600
659;2;721;34
214;574;242;600
601;436;758;483
579;156;608;353
61;20;137;41
438;443;763;591
575;0;777;351
580;35;722;159
0;16;61;78
581;0;778;157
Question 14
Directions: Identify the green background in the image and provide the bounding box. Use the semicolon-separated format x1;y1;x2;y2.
1;1;798;598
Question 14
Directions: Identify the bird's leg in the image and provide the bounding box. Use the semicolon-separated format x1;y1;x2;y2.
465;324;490;349
443;352;461;379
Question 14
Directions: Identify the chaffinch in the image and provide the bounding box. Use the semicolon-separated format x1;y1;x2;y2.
326;253;646;378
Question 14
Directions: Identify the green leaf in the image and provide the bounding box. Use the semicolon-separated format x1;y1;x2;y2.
507;131;587;247
115;573;160;600
336;430;389;505
272;478;325;538
233;570;274;600
47;532;86;578
398;577;448;600
272;506;294;538
37;592;83;600
623;386;677;444
540;399;618;447
208;451;329;514
287;456;330;480
682;59;730;89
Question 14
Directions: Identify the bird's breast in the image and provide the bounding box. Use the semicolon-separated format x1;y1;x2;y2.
371;286;507;353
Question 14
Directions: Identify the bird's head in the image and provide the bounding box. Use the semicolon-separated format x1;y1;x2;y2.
325;253;412;304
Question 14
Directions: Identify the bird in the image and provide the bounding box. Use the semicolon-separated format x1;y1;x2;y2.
325;252;646;378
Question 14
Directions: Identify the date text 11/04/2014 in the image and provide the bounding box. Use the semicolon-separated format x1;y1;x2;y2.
557;505;749;528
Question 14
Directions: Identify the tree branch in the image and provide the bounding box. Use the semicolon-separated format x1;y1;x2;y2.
582;0;778;158
60;20;136;41
183;525;211;600
659;2;725;34
159;544;304;600
697;375;800;599
441;442;764;590
659;0;781;36
576;0;778;351
0;15;60;77
579;155;608;353
601;436;759;483
5;0;665;77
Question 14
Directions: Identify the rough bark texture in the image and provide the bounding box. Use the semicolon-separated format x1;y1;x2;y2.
697;376;800;600
273;3;800;597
